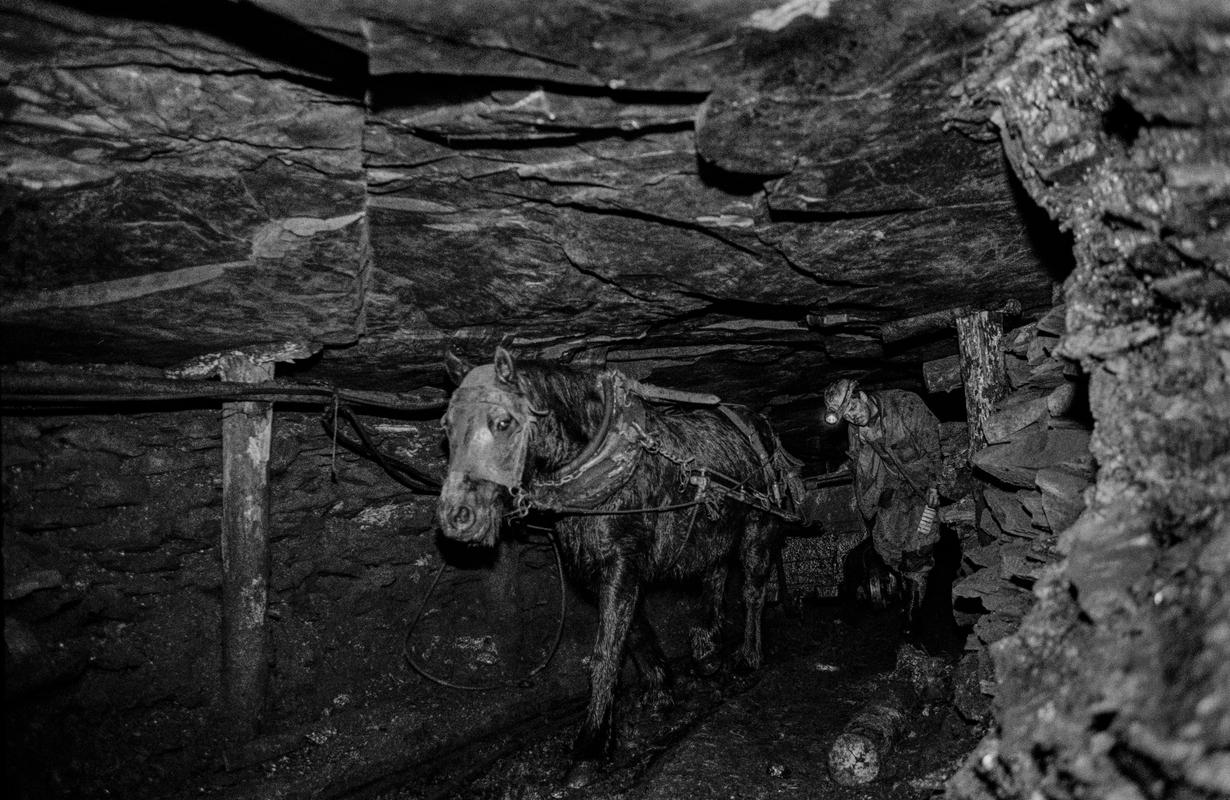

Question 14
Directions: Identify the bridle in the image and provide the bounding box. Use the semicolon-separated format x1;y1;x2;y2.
444;364;548;491
445;366;652;514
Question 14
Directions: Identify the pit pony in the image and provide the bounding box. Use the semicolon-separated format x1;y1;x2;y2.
437;346;800;780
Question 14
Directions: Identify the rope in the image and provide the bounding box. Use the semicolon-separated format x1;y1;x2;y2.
861;436;929;499
329;392;341;483
401;526;568;692
663;478;706;572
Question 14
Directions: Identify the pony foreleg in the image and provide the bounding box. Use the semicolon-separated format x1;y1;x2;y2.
572;564;640;764
690;565;727;676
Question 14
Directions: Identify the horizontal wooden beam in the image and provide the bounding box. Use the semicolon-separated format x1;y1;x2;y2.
0;367;447;411
880;299;1023;344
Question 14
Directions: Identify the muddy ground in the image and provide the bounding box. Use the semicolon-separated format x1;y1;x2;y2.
369;593;977;800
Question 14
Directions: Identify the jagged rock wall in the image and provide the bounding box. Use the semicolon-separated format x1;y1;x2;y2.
946;1;1230;797
949;306;1094;724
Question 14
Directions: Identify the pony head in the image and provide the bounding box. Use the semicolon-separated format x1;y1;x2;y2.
437;346;543;546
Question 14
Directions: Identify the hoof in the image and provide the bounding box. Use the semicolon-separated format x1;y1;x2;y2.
733;657;760;677
643;687;676;716
565;760;601;789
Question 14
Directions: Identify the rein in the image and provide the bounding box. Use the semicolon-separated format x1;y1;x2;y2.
402;524;569;692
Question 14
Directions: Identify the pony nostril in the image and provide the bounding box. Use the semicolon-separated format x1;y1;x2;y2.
450;504;474;530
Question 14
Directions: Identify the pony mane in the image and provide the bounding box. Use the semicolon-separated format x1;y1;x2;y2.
507;358;608;475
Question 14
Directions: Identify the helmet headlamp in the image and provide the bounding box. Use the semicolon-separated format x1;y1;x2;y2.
822;378;859;426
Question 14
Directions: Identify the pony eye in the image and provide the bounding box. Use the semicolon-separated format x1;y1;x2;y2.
494;416;513;432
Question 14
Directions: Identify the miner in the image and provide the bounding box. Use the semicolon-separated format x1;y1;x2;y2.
824;378;942;626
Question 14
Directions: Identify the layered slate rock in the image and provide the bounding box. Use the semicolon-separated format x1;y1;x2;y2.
254;0;745;91
2;1;1056;456
325;0;1057;453
0;2;369;365
696;0;1051;315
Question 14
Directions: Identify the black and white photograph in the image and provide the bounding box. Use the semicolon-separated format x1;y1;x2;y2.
2;1;1227;798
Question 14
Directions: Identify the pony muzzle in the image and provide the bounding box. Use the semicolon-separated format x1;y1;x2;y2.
437;473;505;547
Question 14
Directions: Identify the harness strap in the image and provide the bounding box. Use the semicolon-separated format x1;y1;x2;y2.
510;371;801;522
525;372;647;511
860;435;928;499
718;405;775;495
688;468;803;523
549;372;615;479
717;405;805;516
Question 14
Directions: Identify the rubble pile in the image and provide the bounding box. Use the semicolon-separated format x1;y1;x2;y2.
950;303;1094;721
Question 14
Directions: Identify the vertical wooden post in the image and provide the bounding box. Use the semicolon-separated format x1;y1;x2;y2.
219;353;274;737
957;310;1009;549
167;341;318;738
956;310;1008;450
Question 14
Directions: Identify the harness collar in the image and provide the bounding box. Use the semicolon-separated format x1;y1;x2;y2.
525;370;647;511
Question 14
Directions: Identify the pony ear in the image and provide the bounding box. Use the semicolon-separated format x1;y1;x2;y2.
444;350;473;385
494;345;518;386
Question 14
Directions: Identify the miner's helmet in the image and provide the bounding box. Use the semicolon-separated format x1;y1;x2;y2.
823;379;858;425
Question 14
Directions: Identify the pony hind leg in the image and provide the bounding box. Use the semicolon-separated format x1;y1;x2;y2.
735;514;780;675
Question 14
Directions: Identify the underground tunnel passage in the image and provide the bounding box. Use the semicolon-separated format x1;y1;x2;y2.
2;1;1228;798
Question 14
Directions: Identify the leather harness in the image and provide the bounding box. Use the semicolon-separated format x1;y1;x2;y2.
524;371;649;512
447;367;802;521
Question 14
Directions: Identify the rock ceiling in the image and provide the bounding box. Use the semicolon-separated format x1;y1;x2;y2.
0;0;1061;456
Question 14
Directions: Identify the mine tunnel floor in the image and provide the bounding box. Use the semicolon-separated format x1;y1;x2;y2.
57;561;976;800
376;599;976;800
